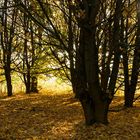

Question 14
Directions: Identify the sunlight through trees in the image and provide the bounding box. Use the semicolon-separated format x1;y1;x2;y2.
0;0;140;130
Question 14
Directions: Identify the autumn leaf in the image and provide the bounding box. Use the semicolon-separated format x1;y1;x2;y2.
0;91;140;139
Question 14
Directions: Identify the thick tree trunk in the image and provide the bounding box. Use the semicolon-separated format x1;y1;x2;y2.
4;65;12;96
124;61;139;107
124;75;138;107
120;2;131;107
1;0;13;97
71;72;77;95
78;90;109;125
124;91;134;107
23;72;31;94
123;52;131;107
75;24;110;125
94;101;109;124
74;0;111;125
124;0;140;107
67;1;77;95
31;76;38;93
3;48;13;97
26;71;31;94
79;92;95;125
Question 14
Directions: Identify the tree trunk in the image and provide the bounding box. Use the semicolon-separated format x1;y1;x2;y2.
26;70;31;93
124;0;140;107
74;0;111;125
71;71;77;95
124;91;134;107
75;23;110;125
78;89;109;125
67;1;77;95
124;60;139;107
81;99;109;125
4;66;12;96
1;0;13;96
123;52;131;107
31;76;38;93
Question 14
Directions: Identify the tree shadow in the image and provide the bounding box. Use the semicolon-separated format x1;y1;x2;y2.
1;94;140;139
71;105;140;140
0;93;83;139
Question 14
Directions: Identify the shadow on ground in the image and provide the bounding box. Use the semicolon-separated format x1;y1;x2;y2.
0;93;140;139
0;92;83;139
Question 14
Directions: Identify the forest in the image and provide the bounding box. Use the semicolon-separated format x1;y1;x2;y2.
1;0;140;139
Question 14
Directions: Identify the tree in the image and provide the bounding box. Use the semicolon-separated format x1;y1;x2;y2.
0;0;17;96
117;0;140;107
124;0;140;107
12;0;123;124
12;0;140;125
12;0;49;94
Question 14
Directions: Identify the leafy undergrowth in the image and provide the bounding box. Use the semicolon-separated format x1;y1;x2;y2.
0;91;140;140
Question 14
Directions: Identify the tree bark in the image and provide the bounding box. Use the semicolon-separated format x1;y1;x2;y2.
124;0;140;107
1;0;15;96
74;0;123;125
26;70;31;93
23;3;31;94
31;76;38;93
4;65;12;96
74;0;110;125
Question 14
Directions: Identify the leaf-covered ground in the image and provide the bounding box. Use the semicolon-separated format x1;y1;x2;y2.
0;91;140;139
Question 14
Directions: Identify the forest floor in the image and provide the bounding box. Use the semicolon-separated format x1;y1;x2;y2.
0;90;140;140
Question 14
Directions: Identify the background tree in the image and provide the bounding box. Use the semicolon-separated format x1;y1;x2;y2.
124;0;140;107
0;0;17;96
